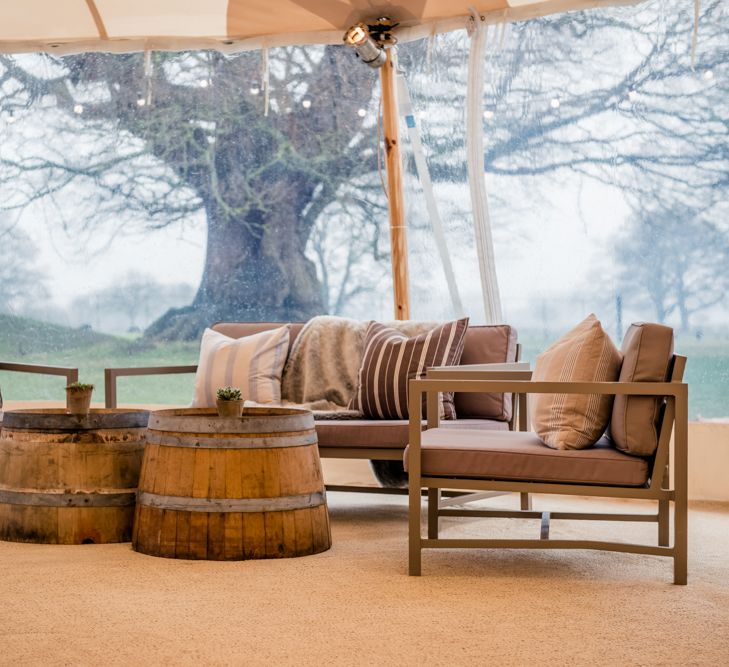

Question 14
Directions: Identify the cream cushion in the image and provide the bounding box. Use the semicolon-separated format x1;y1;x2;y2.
191;326;290;407
531;314;622;450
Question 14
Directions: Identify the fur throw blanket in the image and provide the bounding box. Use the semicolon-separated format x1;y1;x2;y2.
279;315;439;414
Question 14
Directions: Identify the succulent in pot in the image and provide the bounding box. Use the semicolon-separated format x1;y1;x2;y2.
216;386;243;417
66;382;94;415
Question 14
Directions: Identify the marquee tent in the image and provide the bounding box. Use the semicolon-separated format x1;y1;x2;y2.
0;0;650;323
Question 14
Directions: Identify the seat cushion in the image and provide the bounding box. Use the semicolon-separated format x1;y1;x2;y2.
191;326;289;407
530;314;622;450
454;324;518;421
610;323;674;456
348;318;469;420
404;428;649;487
316;418;509;450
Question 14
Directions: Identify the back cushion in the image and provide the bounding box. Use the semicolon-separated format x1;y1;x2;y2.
348;318;469;420
212;321;303;357
453;325;518;421
531;314;622;450
192;326;290;406
610;323;674;456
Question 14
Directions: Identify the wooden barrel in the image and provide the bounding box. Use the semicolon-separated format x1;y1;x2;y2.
0;409;148;544
133;407;331;560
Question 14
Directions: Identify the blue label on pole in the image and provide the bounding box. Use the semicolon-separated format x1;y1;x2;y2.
405;115;416;128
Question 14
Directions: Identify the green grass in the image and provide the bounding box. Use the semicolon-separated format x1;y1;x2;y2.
0;315;198;406
2;316;727;419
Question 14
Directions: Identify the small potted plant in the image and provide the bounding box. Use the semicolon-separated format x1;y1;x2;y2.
216;386;243;417
66;382;94;415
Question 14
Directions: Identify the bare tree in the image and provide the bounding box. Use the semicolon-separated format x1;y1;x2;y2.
0;214;48;313
615;201;729;331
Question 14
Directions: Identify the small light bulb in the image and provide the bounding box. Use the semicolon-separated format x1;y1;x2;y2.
483;110;494;120
627;90;638;101
285;107;292;114
357;108;366;117
250;84;260;96
136;97;146;107
200;79;209;89
550;98;560;109
302;98;312;109
702;70;714;81
6;112;16;124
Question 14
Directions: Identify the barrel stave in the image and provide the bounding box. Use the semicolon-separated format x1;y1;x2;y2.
133;407;330;560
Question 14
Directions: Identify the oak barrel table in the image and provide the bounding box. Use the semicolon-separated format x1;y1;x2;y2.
133;407;331;560
0;409;148;544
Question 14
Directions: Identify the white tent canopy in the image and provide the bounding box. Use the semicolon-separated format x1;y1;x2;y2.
0;0;642;54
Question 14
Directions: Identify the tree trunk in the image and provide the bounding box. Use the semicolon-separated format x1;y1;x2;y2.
147;201;323;341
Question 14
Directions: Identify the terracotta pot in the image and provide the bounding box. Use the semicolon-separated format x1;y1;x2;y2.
216;399;243;418
66;389;93;415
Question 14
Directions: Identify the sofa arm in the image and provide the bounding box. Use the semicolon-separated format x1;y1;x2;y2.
426;363;533;430
104;365;197;409
0;362;79;407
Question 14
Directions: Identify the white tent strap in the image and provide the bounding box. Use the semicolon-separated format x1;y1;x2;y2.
466;15;502;324
397;73;465;318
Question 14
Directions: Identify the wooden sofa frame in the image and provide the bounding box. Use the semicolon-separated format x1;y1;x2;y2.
407;355;688;584
0;362;79;407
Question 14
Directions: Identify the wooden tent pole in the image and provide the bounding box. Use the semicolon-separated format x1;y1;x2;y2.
380;48;410;320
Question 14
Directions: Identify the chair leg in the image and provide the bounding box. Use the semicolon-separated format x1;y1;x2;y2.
520;492;532;511
409;483;422;576
658;499;669;547
427;488;440;539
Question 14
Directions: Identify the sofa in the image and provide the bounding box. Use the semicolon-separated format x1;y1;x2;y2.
104;320;525;487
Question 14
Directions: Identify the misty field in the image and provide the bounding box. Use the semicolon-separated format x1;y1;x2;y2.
1;315;727;420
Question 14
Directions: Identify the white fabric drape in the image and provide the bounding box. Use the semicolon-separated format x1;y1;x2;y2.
466;17;503;324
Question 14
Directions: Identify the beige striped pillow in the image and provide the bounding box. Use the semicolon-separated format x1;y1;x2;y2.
191;326;290;407
531;314;622;450
348;318;469;420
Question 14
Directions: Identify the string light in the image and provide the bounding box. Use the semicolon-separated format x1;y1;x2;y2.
302;97;312;109
200;79;209;89
702;70;714;81
628;89;638;102
73;104;84;114
6;110;16;124
550;98;560;109
250;82;261;96
483;110;494;120
357;108;366;117
136;97;146;107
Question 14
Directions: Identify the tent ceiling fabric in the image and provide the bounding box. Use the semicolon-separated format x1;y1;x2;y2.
0;0;643;54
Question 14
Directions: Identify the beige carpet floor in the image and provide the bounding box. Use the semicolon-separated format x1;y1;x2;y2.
1;492;728;666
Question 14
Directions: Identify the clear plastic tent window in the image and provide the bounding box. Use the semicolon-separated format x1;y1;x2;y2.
0;0;726;419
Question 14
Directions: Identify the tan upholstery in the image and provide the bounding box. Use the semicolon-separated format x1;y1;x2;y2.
610;323;674;456
453;324;518;421
317;418;508;449
530;314;622;450
213;321;517;422
404;428;649;487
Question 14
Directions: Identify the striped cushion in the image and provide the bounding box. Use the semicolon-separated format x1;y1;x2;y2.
191;326;290;407
531;314;622;450
348;318;469;420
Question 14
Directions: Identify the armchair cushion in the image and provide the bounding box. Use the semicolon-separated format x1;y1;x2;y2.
530;314;622;450
610;323;674;456
191;326;290;407
348;318;469;420
404;428;649;487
